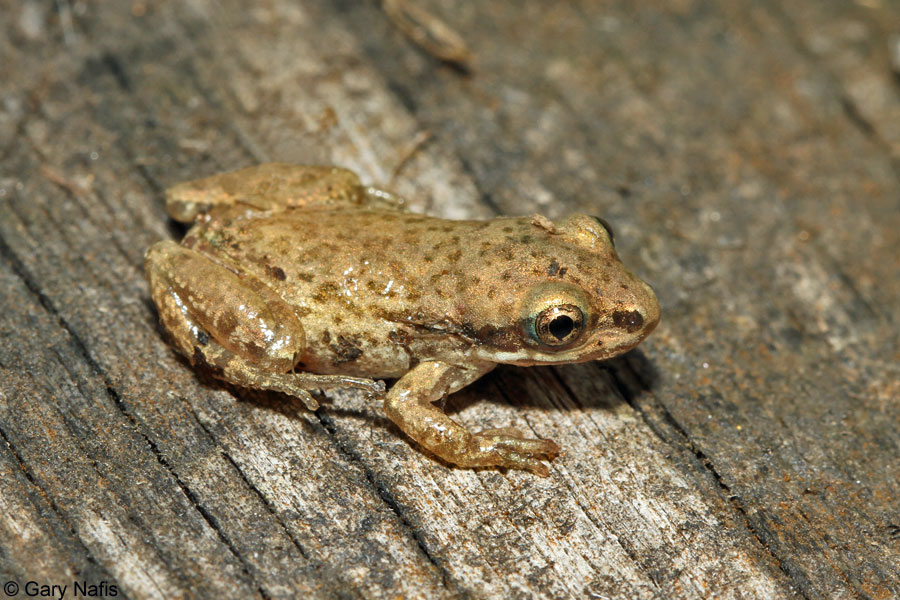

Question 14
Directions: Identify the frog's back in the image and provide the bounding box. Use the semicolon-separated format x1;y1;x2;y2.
186;208;484;302
183;208;502;376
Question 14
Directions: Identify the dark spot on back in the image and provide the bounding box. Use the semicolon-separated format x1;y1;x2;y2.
330;335;363;364
389;329;410;344
313;282;340;303
267;265;286;281
196;329;210;346
612;310;644;333
547;260;560;277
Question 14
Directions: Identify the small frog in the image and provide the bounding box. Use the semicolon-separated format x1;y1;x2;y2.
146;164;660;476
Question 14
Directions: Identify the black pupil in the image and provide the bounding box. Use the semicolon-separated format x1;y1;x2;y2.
548;315;575;340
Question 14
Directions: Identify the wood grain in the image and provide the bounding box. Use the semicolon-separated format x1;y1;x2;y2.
1;1;898;598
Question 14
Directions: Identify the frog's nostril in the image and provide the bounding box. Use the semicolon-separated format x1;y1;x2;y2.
612;309;644;333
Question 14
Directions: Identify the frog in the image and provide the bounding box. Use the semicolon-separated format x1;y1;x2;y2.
145;163;660;476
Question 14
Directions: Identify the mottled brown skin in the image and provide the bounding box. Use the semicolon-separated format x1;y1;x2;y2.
145;164;660;475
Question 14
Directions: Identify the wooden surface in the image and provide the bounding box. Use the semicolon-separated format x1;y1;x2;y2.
2;1;899;598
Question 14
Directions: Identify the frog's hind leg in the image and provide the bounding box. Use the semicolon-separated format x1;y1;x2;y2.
145;241;384;409
165;163;370;223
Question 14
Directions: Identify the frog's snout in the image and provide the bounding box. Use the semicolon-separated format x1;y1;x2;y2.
630;278;661;338
643;281;661;324
601;277;660;352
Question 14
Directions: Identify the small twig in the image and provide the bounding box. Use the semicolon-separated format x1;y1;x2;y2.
55;0;76;45
381;0;473;69
890;35;900;76
39;164;91;196
390;129;433;185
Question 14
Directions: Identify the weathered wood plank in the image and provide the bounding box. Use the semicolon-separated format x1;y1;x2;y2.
325;0;900;596
1;0;898;598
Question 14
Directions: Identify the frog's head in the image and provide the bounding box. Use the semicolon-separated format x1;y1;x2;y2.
469;214;659;366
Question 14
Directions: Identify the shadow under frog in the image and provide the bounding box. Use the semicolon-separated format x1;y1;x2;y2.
145;163;660;476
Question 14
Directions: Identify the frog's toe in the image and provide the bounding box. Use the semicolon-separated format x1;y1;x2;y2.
295;390;320;411
486;434;560;458
474;426;525;438
494;449;552;477
470;431;561;475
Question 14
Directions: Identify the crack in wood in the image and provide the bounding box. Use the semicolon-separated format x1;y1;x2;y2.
313;409;468;598
181;398;328;575
0;235;269;597
0;412;111;582
597;361;814;600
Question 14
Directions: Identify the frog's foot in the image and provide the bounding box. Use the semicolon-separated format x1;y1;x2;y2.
465;429;561;477
190;344;384;410
213;358;385;411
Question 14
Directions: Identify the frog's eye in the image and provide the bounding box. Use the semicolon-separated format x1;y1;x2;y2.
532;304;586;347
591;216;615;247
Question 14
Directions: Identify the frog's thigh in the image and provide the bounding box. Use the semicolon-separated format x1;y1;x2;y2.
165;163;367;222
146;241;382;406
146;240;305;371
384;361;561;476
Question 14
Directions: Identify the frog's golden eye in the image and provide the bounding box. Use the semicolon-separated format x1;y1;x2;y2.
591;216;615;247
532;304;586;347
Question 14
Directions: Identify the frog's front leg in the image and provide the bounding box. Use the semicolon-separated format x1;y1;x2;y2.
384;361;561;476
145;241;383;409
